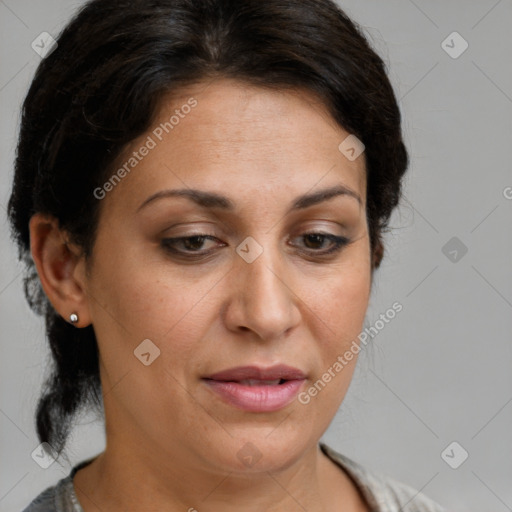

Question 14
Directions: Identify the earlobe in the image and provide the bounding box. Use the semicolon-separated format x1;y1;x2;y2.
28;213;92;327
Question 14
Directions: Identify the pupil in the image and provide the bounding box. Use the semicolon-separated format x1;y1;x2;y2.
185;236;204;250
305;234;323;249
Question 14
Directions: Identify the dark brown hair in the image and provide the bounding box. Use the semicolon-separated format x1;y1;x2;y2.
8;0;408;458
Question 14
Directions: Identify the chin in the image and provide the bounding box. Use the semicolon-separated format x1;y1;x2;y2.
202;429;312;474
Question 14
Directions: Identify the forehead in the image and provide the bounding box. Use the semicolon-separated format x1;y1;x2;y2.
102;78;367;216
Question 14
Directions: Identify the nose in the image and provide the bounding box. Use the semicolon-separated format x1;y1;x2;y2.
223;242;301;340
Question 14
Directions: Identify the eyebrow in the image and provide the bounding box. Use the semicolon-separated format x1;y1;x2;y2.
136;184;362;213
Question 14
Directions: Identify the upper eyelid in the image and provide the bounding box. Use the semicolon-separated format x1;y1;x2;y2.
163;230;342;241
153;204;360;243
162;219;348;237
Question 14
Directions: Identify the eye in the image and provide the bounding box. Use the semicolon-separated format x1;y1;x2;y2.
161;234;224;257
290;232;350;256
161;232;351;260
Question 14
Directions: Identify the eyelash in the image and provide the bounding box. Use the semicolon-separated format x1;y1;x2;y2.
160;232;350;259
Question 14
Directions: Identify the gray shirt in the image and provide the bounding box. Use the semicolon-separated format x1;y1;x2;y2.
22;442;446;511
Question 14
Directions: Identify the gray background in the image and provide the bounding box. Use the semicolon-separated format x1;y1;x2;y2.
1;1;511;511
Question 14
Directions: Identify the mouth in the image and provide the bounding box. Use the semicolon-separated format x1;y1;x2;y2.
204;364;307;382
202;364;307;412
229;378;287;386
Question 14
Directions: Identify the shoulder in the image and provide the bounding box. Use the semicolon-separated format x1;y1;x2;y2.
22;477;77;512
22;486;55;511
320;442;446;512
21;479;62;512
21;459;92;512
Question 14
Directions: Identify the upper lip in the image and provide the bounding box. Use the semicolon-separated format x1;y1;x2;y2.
204;364;306;381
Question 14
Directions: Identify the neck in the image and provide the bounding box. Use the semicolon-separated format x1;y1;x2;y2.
72;432;362;512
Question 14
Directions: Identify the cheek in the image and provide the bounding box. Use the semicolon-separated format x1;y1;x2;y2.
306;258;371;341
90;239;210;335
297;268;369;418
89;252;226;383
89;257;214;423
298;248;371;407
308;281;369;375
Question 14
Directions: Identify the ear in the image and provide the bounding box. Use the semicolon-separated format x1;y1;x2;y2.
28;213;92;327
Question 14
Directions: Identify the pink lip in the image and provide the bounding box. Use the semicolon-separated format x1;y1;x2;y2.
205;364;306;381
203;364;307;412
203;379;305;412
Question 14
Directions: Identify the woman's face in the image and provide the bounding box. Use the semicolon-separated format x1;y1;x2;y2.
81;78;372;474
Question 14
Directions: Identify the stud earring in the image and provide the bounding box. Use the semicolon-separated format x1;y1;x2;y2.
69;313;79;324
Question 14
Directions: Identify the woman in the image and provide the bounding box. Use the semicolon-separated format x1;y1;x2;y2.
9;0;446;510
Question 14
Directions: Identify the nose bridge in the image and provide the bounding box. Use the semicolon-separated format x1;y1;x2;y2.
229;237;300;338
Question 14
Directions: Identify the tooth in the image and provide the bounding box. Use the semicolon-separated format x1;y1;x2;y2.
238;379;281;386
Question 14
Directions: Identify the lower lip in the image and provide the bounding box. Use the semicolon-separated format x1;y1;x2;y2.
202;379;305;412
